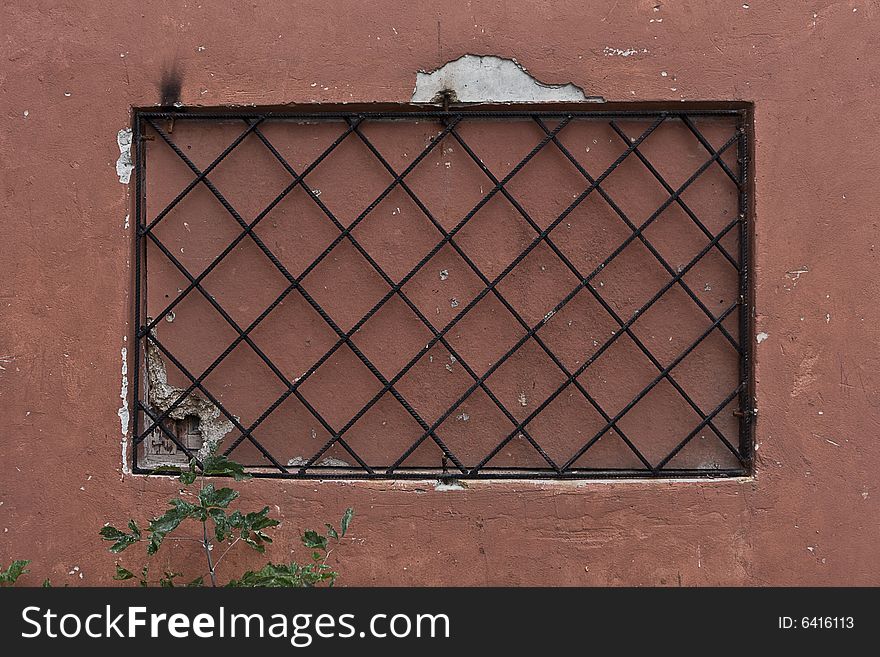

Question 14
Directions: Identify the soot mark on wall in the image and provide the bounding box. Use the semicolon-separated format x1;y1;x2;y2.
159;62;183;106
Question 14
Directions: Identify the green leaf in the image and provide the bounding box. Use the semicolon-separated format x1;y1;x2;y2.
179;470;197;485
41;578;52;588
227;510;244;528
325;523;338;540
186;576;204;587
113;565;135;581
147;533;163;556
226;561;336;588
99;526;125;540
224;506;279;554
209;508;230;542
201;455;251;481
199;484;239;509
243;508;277;531
242;535;265;552
100;523;141;553
159;571;180;588
127;519;141;538
0;560;30;585
246;507;279;532
340;508;354;537
301;530;328;551
148;510;182;533
147;499;201;553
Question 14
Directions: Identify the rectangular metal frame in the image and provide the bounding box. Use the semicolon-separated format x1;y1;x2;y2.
131;106;754;480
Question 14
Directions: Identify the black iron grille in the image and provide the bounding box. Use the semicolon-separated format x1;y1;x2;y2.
132;108;753;479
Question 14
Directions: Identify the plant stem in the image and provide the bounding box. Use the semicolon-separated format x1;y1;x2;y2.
212;537;240;569
197;470;218;587
202;520;217;587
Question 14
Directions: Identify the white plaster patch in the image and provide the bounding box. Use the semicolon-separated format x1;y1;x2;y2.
434;480;468;491
118;346;130;473
603;47;648;57
116;127;133;184
756;331;769;344
412;54;599;104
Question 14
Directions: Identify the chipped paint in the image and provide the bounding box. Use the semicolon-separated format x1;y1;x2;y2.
412;54;600;104
435;479;468;491
603;46;648;57
756;331;769;343
784;267;809;290
115;127;133;184
117;346;130;474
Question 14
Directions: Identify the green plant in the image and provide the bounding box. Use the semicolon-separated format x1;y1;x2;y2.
0;560;29;586
100;454;353;587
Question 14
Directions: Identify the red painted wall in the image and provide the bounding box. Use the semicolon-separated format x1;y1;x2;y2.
1;0;878;585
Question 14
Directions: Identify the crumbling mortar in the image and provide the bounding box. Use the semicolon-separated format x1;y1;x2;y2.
144;328;234;460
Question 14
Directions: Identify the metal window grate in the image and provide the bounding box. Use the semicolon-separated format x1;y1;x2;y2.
131;108;753;479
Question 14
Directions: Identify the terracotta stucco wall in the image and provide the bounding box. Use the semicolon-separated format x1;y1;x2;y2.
1;0;878;585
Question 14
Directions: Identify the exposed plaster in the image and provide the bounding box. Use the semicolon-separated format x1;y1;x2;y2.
287;456;352;468
411;54;602;104
117;345;130;474
435;479;468;491
603;46;648;57
115;127;133;184
145;330;234;459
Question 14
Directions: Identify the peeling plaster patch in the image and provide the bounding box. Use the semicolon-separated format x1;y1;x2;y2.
412;55;600;104
756;332;769;344
118;346;131;474
124;213;130;230
145;333;234;459
116;128;133;184
435;479;468;491
603;47;648;57
287;456;351;467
